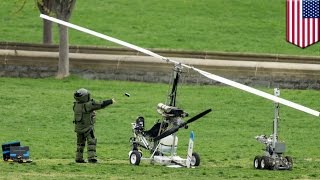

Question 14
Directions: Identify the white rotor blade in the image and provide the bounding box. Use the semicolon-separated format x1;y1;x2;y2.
40;14;169;62
40;14;320;117
194;69;319;117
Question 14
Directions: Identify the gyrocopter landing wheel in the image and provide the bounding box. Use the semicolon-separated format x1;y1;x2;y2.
129;151;141;165
190;152;200;166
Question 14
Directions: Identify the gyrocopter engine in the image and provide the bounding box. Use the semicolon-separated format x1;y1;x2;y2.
128;65;211;167
254;88;293;170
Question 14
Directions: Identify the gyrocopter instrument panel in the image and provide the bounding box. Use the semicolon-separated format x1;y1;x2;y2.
40;14;320;169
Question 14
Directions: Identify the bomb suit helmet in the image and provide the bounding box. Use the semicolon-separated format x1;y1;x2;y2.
74;88;91;103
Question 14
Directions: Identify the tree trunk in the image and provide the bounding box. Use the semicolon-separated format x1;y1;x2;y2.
37;0;54;45
43;19;53;44
57;24;69;78
54;0;76;79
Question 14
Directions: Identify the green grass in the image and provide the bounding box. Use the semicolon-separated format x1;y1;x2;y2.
1;0;320;56
1;76;320;179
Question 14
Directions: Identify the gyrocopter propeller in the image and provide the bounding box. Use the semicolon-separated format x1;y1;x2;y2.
154;108;212;141
40;14;320;168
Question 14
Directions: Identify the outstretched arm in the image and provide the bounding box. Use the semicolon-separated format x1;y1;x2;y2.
85;98;115;112
101;98;115;108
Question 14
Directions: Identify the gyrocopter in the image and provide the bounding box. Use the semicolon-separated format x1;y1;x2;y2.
128;64;211;167
40;14;320;169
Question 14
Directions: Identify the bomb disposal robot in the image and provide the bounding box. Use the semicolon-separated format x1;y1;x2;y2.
254;88;293;170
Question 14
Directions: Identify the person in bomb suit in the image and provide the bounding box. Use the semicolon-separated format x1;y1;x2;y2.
73;88;115;163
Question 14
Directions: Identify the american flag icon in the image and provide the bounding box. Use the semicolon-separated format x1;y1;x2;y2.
286;0;320;48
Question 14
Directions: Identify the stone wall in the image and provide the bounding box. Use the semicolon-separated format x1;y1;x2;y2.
1;49;320;89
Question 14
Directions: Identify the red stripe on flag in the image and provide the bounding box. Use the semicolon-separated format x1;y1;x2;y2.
286;0;289;41
286;0;290;42
302;10;306;48
308;19;310;47
313;18;316;43
296;0;303;46
292;0;295;44
318;19;320;42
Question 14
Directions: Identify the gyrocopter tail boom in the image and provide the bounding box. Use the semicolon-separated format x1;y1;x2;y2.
40;14;320;117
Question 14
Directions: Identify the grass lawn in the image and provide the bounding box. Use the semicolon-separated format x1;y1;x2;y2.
0;76;320;179
1;0;320;56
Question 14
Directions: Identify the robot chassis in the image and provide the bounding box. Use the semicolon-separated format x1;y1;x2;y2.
254;88;293;170
128;65;211;167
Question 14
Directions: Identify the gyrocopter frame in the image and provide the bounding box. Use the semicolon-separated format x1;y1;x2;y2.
40;14;320;169
128;64;211;167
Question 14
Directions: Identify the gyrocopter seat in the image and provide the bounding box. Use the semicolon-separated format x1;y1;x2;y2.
133;116;161;138
134;116;145;132
133;115;178;154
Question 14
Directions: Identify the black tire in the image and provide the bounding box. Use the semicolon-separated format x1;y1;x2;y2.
285;156;293;170
253;156;261;169
190;152;200;166
129;151;141;165
260;156;270;170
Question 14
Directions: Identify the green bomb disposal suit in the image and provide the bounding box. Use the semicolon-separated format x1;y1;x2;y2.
73;88;113;163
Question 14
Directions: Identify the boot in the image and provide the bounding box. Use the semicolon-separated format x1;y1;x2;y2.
75;159;87;163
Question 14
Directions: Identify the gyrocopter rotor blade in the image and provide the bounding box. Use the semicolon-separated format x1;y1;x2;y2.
40;14;320;117
154;109;212;141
